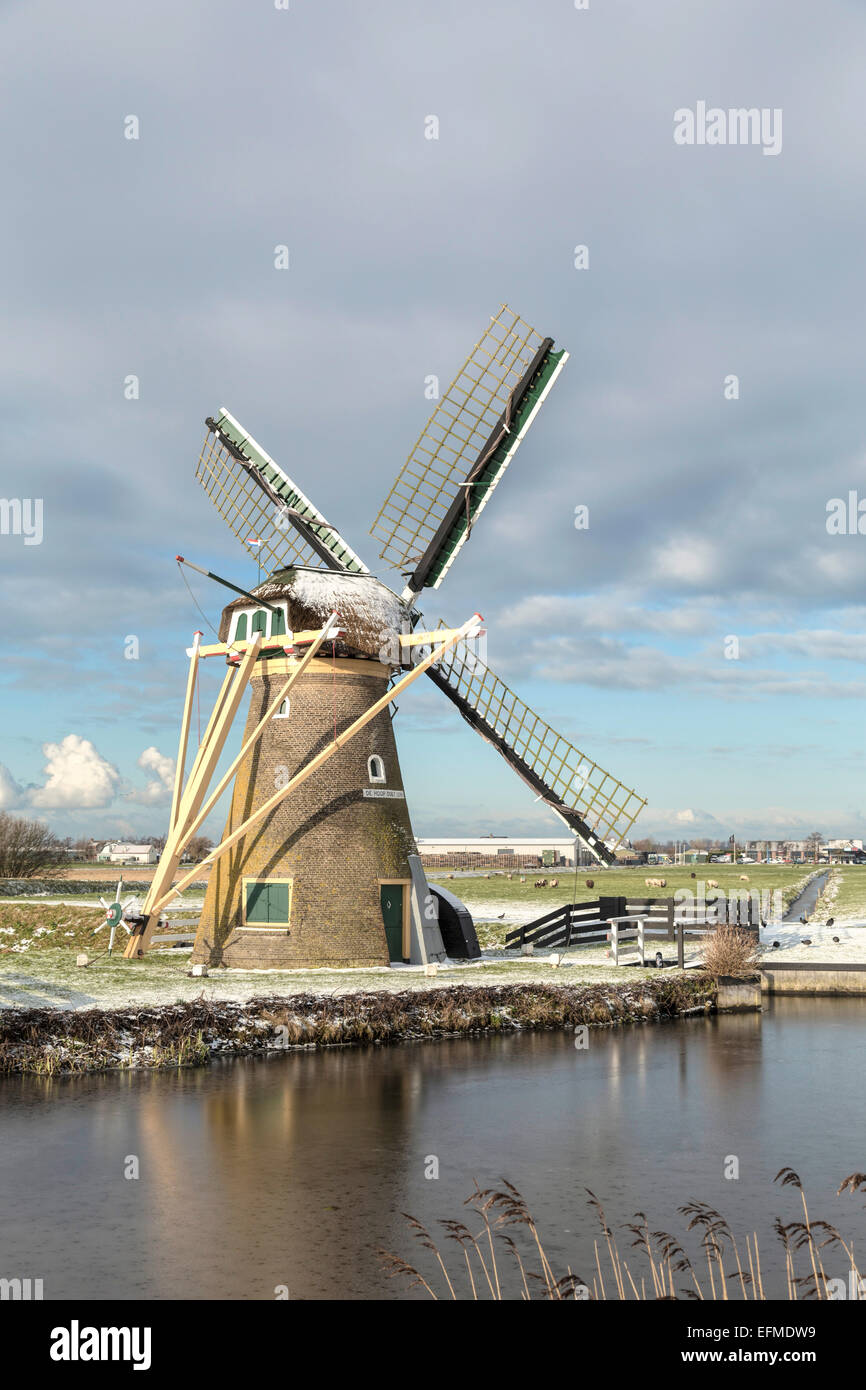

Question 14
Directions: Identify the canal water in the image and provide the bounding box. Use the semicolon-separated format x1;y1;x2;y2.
2;997;865;1300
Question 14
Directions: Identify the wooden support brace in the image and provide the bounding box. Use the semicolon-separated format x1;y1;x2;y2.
123;634;263;958
169;631;202;836
150;614;483;917
172;613;341;856
190;630;340;660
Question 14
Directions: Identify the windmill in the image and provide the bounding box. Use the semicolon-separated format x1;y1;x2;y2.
123;305;645;969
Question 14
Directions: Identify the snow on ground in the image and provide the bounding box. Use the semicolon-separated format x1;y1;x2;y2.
471;900;528;926
0;945;652;1012
758;920;866;961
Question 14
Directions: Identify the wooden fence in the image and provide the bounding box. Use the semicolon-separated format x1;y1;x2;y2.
505;894;759;964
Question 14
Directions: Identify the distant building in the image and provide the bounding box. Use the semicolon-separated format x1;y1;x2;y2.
416;836;579;870
96;842;158;866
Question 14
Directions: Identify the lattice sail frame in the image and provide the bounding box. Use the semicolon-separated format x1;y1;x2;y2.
197;408;369;577
370;305;567;589
429;623;646;856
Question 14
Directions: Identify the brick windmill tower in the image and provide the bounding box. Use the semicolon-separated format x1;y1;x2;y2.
197;567;425;968
123;306;646;968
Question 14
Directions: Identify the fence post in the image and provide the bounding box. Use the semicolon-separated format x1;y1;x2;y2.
677;919;685;970
666;897;675;942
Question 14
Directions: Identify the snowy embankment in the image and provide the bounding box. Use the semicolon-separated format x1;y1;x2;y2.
0;975;717;1074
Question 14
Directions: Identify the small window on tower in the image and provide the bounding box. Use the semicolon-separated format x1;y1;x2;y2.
368;755;386;784
274;698;290;719
251;610;267;638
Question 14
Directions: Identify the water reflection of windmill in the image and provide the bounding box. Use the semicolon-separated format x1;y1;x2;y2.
123;305;645;969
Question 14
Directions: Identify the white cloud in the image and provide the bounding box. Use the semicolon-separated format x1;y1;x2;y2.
128;747;176;804
0;764;24;810
29;735;120;810
650;538;720;587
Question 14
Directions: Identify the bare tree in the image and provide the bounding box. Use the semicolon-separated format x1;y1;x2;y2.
806;831;824;863
0;813;64;878
184;835;213;863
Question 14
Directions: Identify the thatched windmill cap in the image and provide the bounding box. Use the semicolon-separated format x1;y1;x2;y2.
218;566;409;660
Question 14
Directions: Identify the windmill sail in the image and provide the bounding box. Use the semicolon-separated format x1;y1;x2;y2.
370;305;567;597
426;626;645;863
197;408;369;576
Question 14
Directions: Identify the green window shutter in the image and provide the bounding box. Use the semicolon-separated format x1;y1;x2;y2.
246;881;270;923
268;883;289;921
271;608;286;636
251;610;267;637
246;880;291;924
235;612;248;641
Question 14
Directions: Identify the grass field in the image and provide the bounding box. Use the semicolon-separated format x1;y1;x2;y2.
429;862;814;908
814;866;866;922
0;861;824;1010
429;863;816;947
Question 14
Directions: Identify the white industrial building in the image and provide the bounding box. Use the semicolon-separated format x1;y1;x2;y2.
416;836;580;868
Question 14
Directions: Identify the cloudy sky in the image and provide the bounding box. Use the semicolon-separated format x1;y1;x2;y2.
2;0;865;846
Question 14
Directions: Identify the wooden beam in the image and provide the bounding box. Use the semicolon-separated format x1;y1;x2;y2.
123;635;263;958
398;627;469;648
169;632;202;836
150;615;482;916
189;630;340;660
173;613;341;854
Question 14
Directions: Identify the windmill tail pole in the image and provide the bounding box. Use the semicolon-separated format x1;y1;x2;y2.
151;613;484;916
176;555;281;614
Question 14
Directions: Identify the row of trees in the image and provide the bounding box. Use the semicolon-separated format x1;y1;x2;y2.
0;814;213;878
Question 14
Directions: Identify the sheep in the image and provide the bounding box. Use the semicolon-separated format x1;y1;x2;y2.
534;878;548;888
549;878;559;888
706;879;719;889
519;875;526;883
645;877;667;889
585;878;594;889
739;874;749;882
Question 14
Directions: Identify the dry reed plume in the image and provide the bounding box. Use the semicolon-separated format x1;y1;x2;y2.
380;1168;866;1300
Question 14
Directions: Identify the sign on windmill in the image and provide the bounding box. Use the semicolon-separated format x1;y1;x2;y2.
127;305;646;972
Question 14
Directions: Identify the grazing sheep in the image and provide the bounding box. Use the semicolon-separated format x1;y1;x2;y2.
739;874;749;882
706;879;719;889
645;877;667;889
585;878;594;889
534;878;548;888
549;878;559;888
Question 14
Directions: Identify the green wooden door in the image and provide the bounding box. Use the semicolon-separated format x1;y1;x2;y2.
380;884;405;962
